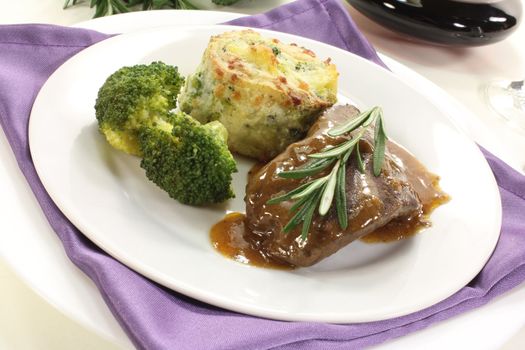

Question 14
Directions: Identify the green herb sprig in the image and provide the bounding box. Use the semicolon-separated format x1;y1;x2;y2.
64;0;240;18
266;106;388;240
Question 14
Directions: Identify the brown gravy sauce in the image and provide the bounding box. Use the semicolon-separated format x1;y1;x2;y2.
210;212;294;269
360;142;449;243
210;141;449;268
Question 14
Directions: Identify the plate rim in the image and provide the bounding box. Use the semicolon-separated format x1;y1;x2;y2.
28;23;502;323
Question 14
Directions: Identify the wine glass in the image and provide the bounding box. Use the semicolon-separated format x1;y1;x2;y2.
485;78;525;134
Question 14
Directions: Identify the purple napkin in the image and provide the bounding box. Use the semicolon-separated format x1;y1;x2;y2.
1;0;525;349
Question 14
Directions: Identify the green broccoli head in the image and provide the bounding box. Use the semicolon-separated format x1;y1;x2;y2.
95;61;184;156
138;112;237;205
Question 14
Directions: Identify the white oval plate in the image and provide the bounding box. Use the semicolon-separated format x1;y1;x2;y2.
29;25;501;323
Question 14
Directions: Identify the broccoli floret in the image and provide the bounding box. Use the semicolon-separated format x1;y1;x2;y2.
138;112;237;205
212;0;241;4
95;62;236;205
95;61;184;156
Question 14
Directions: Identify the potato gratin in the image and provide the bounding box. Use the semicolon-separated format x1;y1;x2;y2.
179;30;339;160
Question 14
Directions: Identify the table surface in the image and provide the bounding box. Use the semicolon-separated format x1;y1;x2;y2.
1;0;525;349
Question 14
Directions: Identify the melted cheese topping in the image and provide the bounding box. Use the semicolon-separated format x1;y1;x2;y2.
220;30;338;101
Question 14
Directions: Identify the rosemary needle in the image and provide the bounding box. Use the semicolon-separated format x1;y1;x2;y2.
319;160;340;215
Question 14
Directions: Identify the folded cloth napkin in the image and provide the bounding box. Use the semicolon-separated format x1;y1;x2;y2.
1;0;525;349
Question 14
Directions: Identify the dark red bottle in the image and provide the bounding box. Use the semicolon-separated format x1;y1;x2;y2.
346;0;522;46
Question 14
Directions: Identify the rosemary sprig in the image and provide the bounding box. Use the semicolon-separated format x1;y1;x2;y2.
64;0;238;17
63;0;131;16
267;106;388;239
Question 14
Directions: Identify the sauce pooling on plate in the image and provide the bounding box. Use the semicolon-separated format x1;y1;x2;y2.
210;212;294;269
